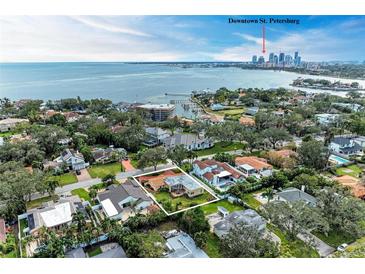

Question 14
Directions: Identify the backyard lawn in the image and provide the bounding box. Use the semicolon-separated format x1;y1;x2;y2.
267;224;319;258
154;191;217;213
201;199;244;216
88;162;122;178
203;232;222;258
241;193;262;210
196;142;246;157
312;230;356;248
212;108;245;117
71;188;91;202
336;164;362;177
26;195;58;209
54;173;78;186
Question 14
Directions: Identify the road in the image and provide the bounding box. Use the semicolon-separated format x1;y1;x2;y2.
30;162;175;200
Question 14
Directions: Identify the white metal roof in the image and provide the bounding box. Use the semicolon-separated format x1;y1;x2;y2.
217;170;232;178
101;199;118;217
40;202;72;227
240;164;255;171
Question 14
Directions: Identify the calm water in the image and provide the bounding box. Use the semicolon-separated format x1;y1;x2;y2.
0;62;364;103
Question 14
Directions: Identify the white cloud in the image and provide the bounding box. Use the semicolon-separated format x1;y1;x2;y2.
70;16;152;37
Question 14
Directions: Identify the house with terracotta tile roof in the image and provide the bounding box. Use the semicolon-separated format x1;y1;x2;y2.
193;159;244;191
239;116;255;126
335;175;365;199
235;156;273;178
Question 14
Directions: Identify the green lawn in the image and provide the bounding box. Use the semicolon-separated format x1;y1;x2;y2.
201;199;244;216
71;188;91;202
86;246;102;257
54;173;78;186
213;108;245;117
196;142;246;157
312;230;356;248
203;232;222;258
154;191;216;213
88;162;122;178
241;193;262;210
27;195;58;209
336;164;362;177
267;224;319;258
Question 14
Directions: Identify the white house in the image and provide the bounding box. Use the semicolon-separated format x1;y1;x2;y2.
193;159;244;191
54;149;89;171
163;133;213;151
315;113;340;126
330;136;363;156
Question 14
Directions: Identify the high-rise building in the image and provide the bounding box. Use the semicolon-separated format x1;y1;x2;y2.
279;52;285;64
285;55;293;65
296;56;301;66
294;51;299;60
252;55;257;64
269;53;274;64
258;56;265;64
274;55;279;65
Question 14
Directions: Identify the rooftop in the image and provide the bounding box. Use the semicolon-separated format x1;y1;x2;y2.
165;174;202;191
235;156;272;171
137;104;175;110
166;232;209;258
277;187;317;205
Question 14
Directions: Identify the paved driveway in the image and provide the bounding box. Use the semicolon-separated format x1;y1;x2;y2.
298;233;335;257
122;160;135;172
76;169;92;182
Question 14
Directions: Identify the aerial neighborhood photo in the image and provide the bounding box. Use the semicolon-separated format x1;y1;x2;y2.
1;14;365;260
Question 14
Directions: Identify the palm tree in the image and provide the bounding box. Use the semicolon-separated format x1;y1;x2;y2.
262;187;275;203
45;177;60;197
72;212;86;233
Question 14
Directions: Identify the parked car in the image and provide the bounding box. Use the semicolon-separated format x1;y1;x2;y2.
337;243;348;252
76;170;81;175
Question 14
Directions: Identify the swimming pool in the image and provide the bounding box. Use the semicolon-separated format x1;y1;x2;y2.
329;154;351;165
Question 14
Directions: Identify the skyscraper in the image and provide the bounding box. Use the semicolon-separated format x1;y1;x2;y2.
252;55;257;64
279;52;285;64
285;55;293;65
294;51;299;60
258;56;265;64
269;53;274;64
274;55;278;65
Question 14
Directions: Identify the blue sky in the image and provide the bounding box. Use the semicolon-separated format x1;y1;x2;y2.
0;16;364;62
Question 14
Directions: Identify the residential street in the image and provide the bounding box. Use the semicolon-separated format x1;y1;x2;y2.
30;162;175;200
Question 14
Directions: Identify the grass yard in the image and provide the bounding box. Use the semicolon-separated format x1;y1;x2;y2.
336;164;362;177
241;193;262;210
54;172;78;186
26;195;58;209
88;162;122;178
312;230;356;248
213;108;245;117
201;199;244;216
154;191;216;213
86;246;102;257
71;188;91;202
203;232;222;258
267;224;319;258
196;142;246;157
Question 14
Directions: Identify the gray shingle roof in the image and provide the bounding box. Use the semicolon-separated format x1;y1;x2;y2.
277;187;317;205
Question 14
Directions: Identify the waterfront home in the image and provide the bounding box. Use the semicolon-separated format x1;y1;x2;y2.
143;127;171;147
0;118;29;132
97;180;153;221
275;187;317;206
235;156;273;178
22;196;84;236
213;209;266;239
193;159;244;191
54;148;89;171
329;136;363;156
136;103;175;121
163;133;213;151
210;103;225;111
165;231;209;258
315;113;340;126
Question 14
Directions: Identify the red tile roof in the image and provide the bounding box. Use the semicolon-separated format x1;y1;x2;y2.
235;156;272;171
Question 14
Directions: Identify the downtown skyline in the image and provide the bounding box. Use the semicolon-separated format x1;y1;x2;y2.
0;16;365;63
